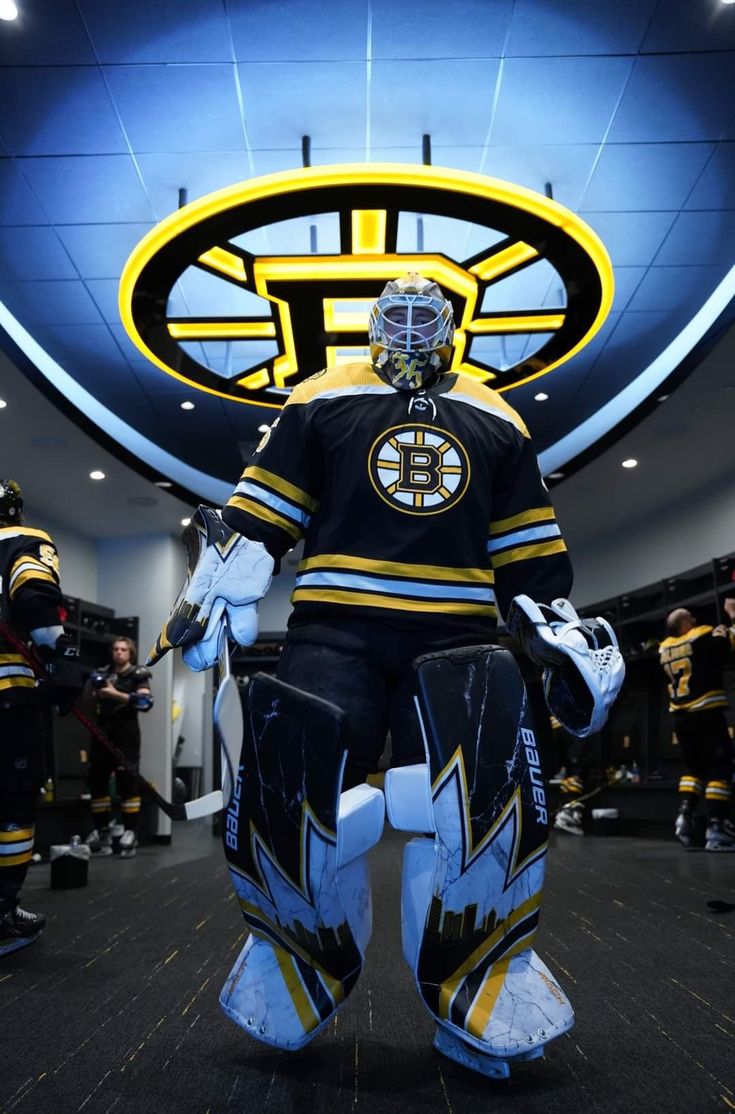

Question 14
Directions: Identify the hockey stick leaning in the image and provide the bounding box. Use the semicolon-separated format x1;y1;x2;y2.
0;620;223;821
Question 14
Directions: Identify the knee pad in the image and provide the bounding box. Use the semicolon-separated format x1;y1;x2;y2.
219;674;384;1050
385;645;573;1077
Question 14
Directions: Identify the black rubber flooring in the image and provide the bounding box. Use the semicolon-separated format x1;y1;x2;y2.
1;825;734;1114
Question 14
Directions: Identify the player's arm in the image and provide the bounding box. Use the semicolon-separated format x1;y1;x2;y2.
488;431;573;620
221;394;322;561
9;532;65;648
149;391;322;670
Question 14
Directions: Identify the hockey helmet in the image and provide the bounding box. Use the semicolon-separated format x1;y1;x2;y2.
369;273;455;390
0;479;23;525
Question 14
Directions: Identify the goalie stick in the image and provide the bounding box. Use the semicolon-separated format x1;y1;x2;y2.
0;619;223;822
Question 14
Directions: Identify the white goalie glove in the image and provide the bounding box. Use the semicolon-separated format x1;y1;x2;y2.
147;505;274;671
507;595;625;738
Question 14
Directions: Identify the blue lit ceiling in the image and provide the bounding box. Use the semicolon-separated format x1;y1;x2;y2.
1;0;734;503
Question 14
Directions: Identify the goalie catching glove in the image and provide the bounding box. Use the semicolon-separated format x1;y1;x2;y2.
147;506;274;671
507;596;625;738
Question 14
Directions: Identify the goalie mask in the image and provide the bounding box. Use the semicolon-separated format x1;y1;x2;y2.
369;273;455;391
507;596;625;738
0;479;23;525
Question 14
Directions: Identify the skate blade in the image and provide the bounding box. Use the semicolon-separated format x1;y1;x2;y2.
0;931;41;958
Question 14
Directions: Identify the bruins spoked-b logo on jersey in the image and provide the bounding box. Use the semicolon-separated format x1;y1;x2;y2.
368;424;470;515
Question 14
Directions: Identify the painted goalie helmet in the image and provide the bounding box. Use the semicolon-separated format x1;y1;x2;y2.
0;479;23;525
368;273;455;390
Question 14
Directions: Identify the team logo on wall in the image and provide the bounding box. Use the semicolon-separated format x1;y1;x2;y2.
119;164;613;410
368;424;470;514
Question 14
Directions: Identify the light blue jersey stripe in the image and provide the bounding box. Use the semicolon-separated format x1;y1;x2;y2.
295;570;495;603
0;838;34;856
487;523;561;553
0;664;35;679
235;481;311;527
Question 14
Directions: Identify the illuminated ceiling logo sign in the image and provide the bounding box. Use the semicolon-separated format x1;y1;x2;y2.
119;164;613;410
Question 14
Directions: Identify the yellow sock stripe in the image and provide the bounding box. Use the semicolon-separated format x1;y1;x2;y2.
489;507;556;534
490;538;568;568
705;786;732;799
292;587;496;616
226;495;303;540
679;778;703;793
438;891;541;1019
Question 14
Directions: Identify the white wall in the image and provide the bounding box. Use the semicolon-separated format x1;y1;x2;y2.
96;534;185;837
571;473;735;606
25;505;99;602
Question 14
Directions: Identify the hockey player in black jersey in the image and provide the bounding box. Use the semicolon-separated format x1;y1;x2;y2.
660;602;735;851
149;274;624;1077
84;637;153;858
0;480;68;956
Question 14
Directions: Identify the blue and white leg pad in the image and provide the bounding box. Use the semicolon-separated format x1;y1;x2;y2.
219;674;384;1050
386;645;574;1078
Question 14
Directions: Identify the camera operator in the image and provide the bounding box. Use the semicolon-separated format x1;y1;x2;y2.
84;636;152;859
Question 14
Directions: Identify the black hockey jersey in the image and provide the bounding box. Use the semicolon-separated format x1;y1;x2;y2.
0;525;63;705
92;664;152;727
222;362;572;636
659;624;735;713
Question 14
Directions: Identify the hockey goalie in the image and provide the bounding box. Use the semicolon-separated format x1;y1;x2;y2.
149;274;624;1079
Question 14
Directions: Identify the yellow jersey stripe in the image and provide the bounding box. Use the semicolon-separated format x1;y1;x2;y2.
227;495;303;540
0;527;52;541
0;828;33;843
0;851;33;867
672;689;728;712
10;567;56;595
490;538;568;568
489;507;557;534
298;553;494;584
244;466;319;513
659;625;713;649
0;676;36;691
292;587;496;616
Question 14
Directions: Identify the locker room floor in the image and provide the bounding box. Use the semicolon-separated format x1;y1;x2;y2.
2;824;734;1114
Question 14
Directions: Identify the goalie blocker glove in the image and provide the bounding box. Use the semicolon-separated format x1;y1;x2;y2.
507;596;625;738
148;505;274;671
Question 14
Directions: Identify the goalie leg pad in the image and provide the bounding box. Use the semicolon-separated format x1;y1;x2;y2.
393;646;573;1073
219;674;384;1050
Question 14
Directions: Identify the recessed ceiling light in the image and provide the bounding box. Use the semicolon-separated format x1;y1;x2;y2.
154;480;173;488
90;470;105;480
180;400;196;410
257;424;270;433
547;471;565;480
656;394;669;402
622;458;638;469
721;0;735;6
181;517;191;526
534;392;549;401
0;399;7;409
0;2;18;21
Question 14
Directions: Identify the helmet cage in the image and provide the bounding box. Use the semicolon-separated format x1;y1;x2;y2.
368;293;454;354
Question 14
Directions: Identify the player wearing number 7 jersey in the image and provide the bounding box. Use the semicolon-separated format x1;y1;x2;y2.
659;599;735;851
